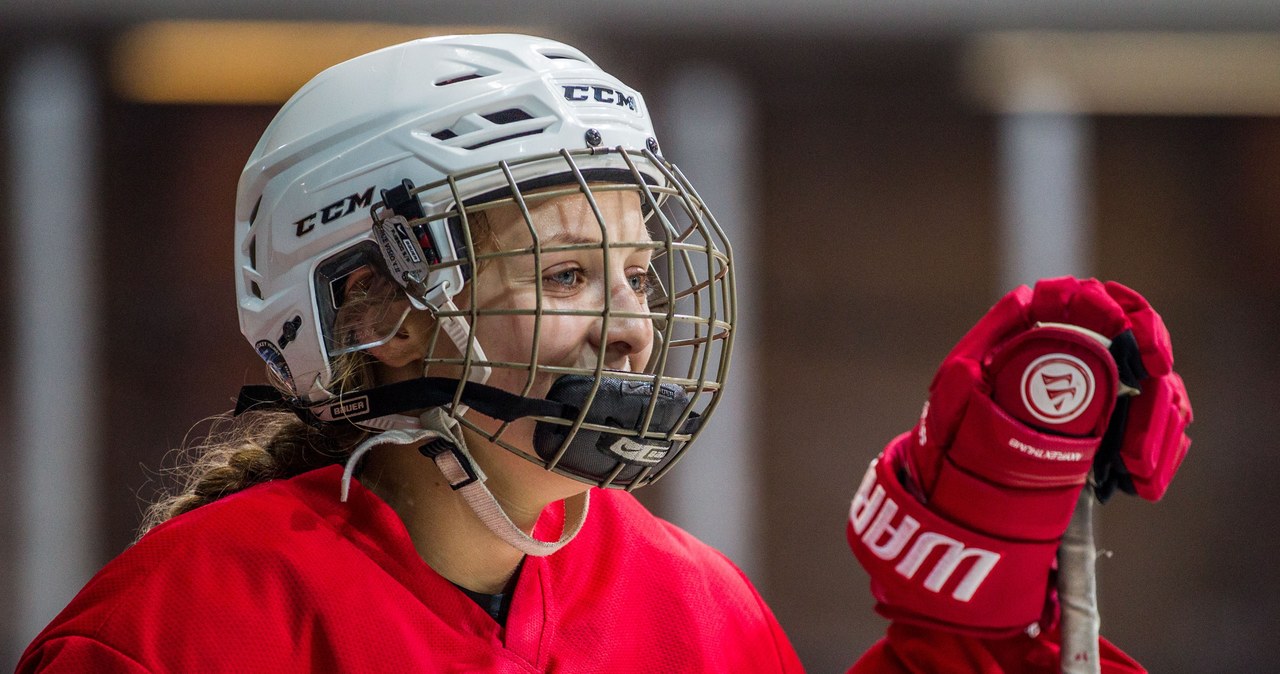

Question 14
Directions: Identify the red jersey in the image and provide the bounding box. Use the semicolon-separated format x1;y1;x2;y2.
17;465;803;673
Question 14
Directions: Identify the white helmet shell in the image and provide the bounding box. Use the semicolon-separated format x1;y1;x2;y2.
235;34;662;403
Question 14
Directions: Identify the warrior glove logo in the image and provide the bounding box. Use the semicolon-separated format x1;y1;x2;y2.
850;464;1001;602
1021;353;1095;425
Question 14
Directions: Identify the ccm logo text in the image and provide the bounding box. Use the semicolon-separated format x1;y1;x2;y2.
562;85;637;111
295;186;375;237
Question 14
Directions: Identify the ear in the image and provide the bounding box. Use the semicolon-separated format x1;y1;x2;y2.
344;267;430;370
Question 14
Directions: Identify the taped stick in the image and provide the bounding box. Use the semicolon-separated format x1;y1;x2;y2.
1059;482;1101;673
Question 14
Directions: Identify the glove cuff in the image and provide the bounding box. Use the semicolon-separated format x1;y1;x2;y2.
848;436;1059;637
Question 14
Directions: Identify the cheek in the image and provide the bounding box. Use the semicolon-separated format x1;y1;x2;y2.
636;338;654;371
474;311;586;388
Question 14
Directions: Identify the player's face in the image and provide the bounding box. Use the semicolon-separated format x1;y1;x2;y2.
429;187;656;466
466;186;655;396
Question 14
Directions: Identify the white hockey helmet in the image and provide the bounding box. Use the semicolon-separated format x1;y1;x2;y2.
234;34;734;489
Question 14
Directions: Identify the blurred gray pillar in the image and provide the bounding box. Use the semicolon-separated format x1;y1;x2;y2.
998;87;1097;674
7;44;102;657
998;111;1092;289
661;64;763;582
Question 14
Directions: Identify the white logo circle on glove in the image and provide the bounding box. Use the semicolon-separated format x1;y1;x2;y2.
1021;353;1095;424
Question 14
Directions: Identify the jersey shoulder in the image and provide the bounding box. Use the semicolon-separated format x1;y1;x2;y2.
582;488;743;574
20;467;381;670
565;488;772;619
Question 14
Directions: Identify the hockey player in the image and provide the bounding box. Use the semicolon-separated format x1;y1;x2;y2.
846;277;1192;672
18;34;802;672
16;33;1191;674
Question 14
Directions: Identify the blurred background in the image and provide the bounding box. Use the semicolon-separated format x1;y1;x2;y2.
3;2;1279;672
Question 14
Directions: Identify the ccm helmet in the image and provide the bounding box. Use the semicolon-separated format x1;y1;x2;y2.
234;34;734;490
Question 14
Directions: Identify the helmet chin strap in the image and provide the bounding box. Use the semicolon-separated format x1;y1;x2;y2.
341;407;589;557
342;305;589;558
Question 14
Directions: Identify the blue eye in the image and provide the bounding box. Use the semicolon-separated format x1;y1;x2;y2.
628;270;656;298
545;267;584;288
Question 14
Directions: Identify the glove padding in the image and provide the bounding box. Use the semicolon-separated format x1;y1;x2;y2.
848;277;1192;637
1093;282;1193;501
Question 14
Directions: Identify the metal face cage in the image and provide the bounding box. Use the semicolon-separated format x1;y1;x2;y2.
359;146;735;490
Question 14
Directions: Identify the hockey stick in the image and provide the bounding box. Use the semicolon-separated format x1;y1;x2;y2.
1033;322;1104;673
1058;482;1100;673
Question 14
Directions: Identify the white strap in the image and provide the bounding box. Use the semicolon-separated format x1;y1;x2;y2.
341;427;436;502
338;408;590;557
431;449;588;557
419;407;589;557
357;413;423;432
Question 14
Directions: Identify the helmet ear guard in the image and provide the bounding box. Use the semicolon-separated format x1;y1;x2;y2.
312;243;412;363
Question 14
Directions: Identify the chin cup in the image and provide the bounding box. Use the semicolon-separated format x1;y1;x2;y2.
534;375;702;488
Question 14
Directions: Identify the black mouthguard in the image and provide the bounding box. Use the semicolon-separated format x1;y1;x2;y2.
534;375;702;488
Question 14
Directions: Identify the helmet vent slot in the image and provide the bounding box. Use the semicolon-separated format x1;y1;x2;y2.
540;51;586;63
248;195;262;227
429;107;547;149
435;72;484;86
481;108;535;125
248;235;258;270
249;281;263;300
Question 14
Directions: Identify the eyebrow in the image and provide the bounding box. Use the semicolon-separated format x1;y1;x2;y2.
536;226;655;249
539;228;600;246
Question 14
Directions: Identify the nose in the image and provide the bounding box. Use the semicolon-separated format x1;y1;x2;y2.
590;276;653;371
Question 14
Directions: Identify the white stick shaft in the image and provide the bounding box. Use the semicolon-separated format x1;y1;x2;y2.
1059;483;1101;673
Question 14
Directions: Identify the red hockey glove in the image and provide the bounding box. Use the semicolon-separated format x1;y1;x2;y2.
847;277;1192;637
1092;281;1193;501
